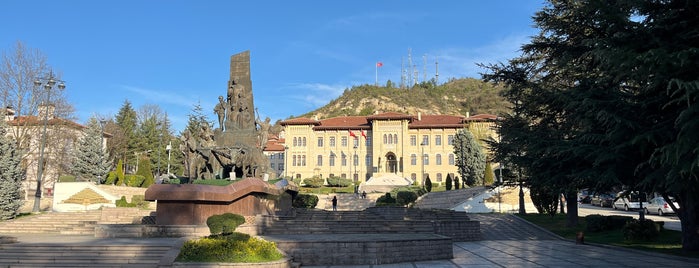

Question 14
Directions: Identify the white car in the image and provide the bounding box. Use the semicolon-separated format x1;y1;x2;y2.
612;191;645;211
645;197;679;216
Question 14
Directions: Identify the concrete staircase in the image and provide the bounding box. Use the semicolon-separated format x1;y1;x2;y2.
318;193;376;211
414;186;487;209
0;241;173;268
0;211;102;235
260;208;480;266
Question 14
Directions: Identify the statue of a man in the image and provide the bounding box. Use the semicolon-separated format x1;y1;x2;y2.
214;95;227;130
256;117;271;149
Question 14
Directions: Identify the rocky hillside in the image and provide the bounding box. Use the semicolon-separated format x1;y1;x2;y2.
299;78;510;119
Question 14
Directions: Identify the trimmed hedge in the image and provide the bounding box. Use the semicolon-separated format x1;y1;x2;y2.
206;213;246;235
585;214;634;232
177;233;283;263
292;194;319;208
623;219;664;241
376;193;398;207
396;191;418;206
326;177;352;187
303;177;324;188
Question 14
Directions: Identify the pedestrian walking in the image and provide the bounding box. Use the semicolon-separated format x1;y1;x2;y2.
332;196;338;211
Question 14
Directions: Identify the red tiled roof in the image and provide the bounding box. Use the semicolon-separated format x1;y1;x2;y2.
366;112;413;120
279;117;319;125
7;115;86;130
464;113;499;122
315;116;370;130
409;114;466;129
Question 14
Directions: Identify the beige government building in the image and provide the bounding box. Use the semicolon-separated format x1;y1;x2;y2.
279;112;497;185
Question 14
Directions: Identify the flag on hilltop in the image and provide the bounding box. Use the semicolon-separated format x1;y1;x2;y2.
376;62;383;67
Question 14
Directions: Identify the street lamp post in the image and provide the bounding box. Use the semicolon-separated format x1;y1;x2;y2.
284;146;289;179
166;141;172;175
157;133;162;177
420;142;426;186
32;70;66;213
353;145;358;183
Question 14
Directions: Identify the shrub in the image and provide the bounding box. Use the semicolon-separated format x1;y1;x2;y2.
115;159;125;185
446;174;453;190
104;171;117;185
396;191;418;206
454;176;460;189
116;196;136;207
177;233;283;263
292;194;319;208
425;177;432;192
326;176;352;187
125;174;145;187
622;219;662;241
206;213;246;235
375;193;398;206
58;175;76;182
303;177;324;188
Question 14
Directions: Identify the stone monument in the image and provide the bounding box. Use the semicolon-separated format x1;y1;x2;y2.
145;51;295;226
181;51;271;180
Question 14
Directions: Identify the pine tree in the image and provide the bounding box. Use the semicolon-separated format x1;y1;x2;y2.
484;162;495;185
424;176;432;192
453;128;486;187
71;117;111;183
445;174;453;191
454;176;460;190
0;118;23;219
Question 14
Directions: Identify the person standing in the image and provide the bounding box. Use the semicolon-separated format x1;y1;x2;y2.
332;196;338;211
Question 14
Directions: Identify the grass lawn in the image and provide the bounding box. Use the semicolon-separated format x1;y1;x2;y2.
518;213;699;258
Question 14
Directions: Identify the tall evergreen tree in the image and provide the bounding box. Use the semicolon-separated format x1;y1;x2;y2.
453;128;486;187
0;117;23;219
71;117;111;183
114;100;138;171
483;0;699;249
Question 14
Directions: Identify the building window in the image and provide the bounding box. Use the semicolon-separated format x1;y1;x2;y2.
365;136;371;147
383;134;388;144
301;155;306;166
353;138;359;147
302;137;307;147
449;154;455;165
394;134;398;144
422;135;429;145
437;173;443;182
292;155;297;166
330;136;336;147
423;153;429;165
330;153;335;166
271;163;275;169
410;135;417;146
293;137;298;147
318;137;323;147
448;135;454;145
410;154;417;165
278;163;284;171
317;155;323;166
436;154;442;165
435;135;442;146
342;154;347;166
365;155;371;167
353;154;359;166
411;173;416;181
341;137;348;147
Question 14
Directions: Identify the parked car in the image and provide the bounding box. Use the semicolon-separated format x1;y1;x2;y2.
645;196;679;216
590;193;615;207
612;191;646;211
578;189;592;204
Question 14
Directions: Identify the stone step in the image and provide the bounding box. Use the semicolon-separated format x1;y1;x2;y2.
0;244;169;267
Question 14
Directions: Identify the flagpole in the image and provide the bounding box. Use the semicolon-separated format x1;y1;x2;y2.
375;63;378;86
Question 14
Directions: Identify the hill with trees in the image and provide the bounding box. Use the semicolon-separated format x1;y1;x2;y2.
298;78;509;119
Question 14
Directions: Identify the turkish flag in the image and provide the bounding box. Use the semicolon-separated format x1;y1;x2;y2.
376;62;383;67
349;130;357;138
361;130;367;139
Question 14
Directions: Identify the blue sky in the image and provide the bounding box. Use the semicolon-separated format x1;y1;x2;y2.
1;1;544;132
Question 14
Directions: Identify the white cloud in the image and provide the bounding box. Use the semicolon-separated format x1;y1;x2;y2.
285;82;349;107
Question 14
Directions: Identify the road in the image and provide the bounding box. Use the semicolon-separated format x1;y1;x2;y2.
577;203;681;231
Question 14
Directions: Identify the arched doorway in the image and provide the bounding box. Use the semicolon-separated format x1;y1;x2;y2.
386;153;398;173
